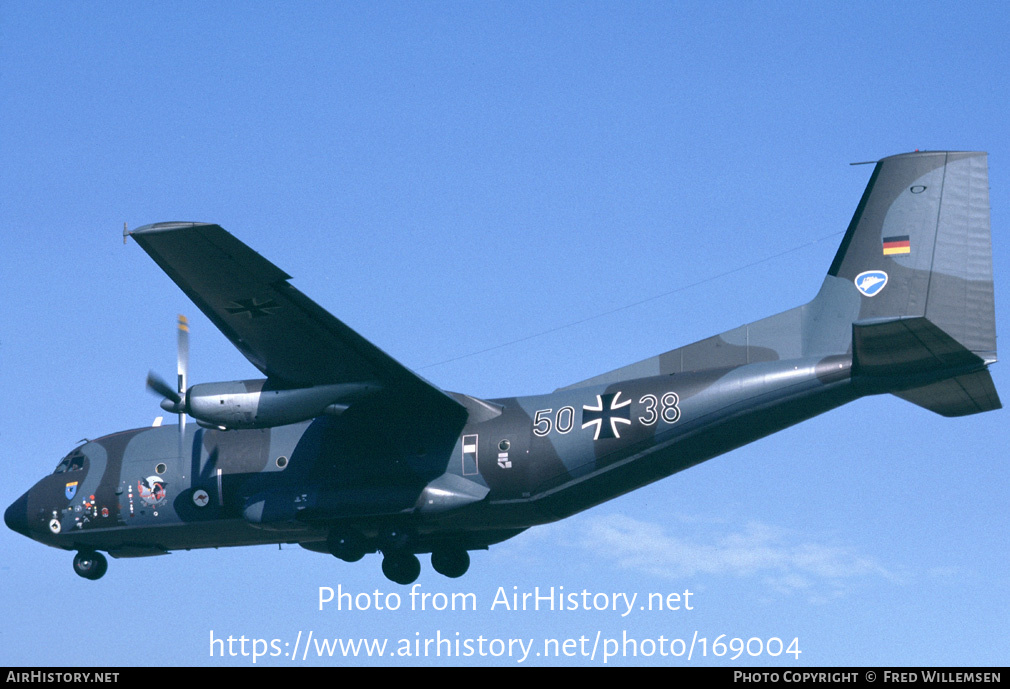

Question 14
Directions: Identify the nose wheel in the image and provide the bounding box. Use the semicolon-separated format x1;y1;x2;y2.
73;551;108;580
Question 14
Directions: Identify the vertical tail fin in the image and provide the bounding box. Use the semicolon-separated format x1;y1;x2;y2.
828;150;999;415
828;150;996;363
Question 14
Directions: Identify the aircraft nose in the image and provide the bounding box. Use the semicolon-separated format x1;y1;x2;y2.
4;491;30;537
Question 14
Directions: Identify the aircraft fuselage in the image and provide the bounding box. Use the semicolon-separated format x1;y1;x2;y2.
7;352;860;561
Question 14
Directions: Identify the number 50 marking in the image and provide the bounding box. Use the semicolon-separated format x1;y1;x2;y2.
533;406;576;437
638;392;681;425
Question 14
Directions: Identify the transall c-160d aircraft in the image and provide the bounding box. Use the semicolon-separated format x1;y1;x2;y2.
5;150;1001;585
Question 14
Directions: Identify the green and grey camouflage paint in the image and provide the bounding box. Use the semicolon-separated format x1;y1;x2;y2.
5;151;999;584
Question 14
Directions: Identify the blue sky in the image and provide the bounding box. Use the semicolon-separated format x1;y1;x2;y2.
1;2;1006;666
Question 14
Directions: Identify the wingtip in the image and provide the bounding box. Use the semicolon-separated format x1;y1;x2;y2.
132;221;216;235
851;150;987;166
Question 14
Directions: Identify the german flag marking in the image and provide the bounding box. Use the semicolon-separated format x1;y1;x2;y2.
882;235;911;255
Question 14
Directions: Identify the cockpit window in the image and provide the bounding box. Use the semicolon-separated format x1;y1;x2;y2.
53;450;86;474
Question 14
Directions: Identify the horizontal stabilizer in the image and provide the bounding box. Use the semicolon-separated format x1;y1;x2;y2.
852;316;1001;416
852;316;983;377
892;369;1002;417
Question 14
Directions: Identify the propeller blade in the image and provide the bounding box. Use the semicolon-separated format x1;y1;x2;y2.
177;314;189;397
177;315;189;441
146;371;181;404
146;315;193;458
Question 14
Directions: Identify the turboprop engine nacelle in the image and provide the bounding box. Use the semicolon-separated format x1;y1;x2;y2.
162;379;377;429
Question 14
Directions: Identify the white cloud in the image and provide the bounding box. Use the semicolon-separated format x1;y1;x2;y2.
567;513;898;601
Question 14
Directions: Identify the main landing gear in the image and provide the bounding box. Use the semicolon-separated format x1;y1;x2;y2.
378;547;471;585
73;550;108;580
326;530;366;563
430;548;469;579
325;528;472;584
381;552;421;585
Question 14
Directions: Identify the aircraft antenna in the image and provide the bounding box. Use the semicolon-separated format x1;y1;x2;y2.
419;230;844;370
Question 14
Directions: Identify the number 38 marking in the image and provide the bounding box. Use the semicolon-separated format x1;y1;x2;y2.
638;392;681;425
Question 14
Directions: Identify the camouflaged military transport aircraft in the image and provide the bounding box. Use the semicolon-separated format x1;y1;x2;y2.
5;150;1001;585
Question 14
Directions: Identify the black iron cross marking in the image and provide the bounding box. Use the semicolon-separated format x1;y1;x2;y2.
225;298;280;319
582;391;632;440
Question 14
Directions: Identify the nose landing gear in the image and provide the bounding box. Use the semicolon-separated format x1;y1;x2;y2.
73;551;108;580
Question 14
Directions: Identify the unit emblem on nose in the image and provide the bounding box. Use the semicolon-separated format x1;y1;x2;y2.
138;476;167;507
65;482;78;500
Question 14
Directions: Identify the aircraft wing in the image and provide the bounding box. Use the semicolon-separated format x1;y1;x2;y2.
130;222;467;426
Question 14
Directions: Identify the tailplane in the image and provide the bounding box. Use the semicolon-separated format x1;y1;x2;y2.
851;315;1000;416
